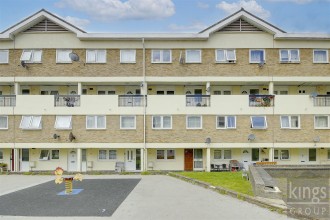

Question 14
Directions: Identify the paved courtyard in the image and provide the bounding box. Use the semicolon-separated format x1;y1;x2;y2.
0;175;295;220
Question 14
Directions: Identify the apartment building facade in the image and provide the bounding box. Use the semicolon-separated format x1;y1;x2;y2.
0;9;329;172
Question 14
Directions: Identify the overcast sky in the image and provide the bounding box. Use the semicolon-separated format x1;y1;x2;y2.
0;0;330;33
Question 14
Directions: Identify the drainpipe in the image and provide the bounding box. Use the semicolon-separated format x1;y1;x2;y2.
142;38;147;171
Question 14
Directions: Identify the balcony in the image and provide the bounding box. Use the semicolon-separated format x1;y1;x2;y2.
249;95;274;107
118;95;146;107
186;95;210;107
0;95;16;107
313;95;330;106
54;95;80;107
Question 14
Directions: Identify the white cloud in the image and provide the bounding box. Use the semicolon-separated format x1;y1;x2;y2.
64;16;90;28
266;0;314;3
168;22;207;32
216;0;271;19
55;0;175;21
197;2;209;9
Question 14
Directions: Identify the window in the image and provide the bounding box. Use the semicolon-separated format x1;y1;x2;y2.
0;116;8;129
250;49;265;63
152;116;172;129
186;50;201;63
157;149;175;160
109;150;117;160
215;49;236;63
280;116;300;129
20;116;42;129
216;116;236;129
309;148;316;162
214;150;222;159
0;50;9;64
56;49;72;63
152;50;171;63
224;150;232;159
313;50;328;63
252;148;259;161
55;116;72;129
274;150;279;160
120;116;136;129
314;115;329;129
186;116;202;129
39;150;50;160
274;149;290;160
120;50;136;63
251;116;267;129
86;50;106;63
0;150;3;160
280;49;300;63
51;150;59;160
98;150;107;160
328;149;330;160
86;115;106;129
20;50;42;63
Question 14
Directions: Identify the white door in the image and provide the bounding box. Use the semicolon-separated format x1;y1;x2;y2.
193;149;203;171
81;149;87;172
300;149;308;163
68;150;77;172
242;149;251;169
125;149;136;171
20;149;30;172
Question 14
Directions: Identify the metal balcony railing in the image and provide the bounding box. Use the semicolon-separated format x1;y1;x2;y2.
54;95;80;107
313;95;330;106
118;95;146;107
186;95;210;107
0;95;16;107
249;95;274;107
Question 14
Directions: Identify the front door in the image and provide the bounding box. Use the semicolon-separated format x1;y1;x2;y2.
184;149;193;171
242;149;251;169
300;149;308;163
21;149;30;172
81;149;87;172
68;150;77;172
193;149;203;170
125;149;136;171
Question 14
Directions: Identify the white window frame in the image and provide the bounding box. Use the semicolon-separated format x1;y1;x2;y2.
109;150;117;160
156;149;175;160
54;115;72;130
120;50;136;63
0;50;9;64
39;149;50;161
314;115;330;129
0;149;3;160
280;149;290;160
51;149;60;160
86;49;106;63
216;116;236;129
313;49;329;63
98;150;107;160
86;115;106;129
120;115;136;129
152;115;172;129
186;115;202;129
56;49;72;63
215;49;236;63
185;50;202;63
151;50;172;63
280;115;300;129
249;49;265;63
0;116;8;130
250;116;267;129
213;149;232;160
279;49;300;63
20;49;42;63
19;116;42;130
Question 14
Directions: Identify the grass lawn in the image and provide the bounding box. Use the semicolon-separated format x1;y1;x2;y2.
177;171;254;196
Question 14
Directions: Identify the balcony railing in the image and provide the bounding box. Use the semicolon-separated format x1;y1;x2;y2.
186;95;210;107
249;95;274;107
118;95;146;107
54;95;80;107
313;95;330;106
0;95;16;107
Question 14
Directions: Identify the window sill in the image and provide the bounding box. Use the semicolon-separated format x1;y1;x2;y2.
151;62;172;64
313;62;329;64
215;61;236;64
279;61;300;64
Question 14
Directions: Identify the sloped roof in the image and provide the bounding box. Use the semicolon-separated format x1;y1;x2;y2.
0;9;85;39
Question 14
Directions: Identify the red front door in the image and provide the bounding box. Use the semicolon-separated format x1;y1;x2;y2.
184;149;193;171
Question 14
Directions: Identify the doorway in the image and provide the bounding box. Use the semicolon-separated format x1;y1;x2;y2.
242;149;251;169
125;149;136;171
20;149;30;172
184;149;193;171
81;149;87;172
68;149;77;172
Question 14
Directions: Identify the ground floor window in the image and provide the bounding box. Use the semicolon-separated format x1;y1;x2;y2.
214;150;222;159
39;150;50;160
0;150;3;160
328;150;330;160
39;149;59;160
252;148;260;161
157;149;175;160
309;148;316;161
274;149;290;160
98;150;117;160
51;150;60;160
214;149;231;160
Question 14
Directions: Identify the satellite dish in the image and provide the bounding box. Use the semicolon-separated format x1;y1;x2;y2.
205;137;211;144
69;132;76;142
310;92;318;98
258;60;265;68
69;52;80;62
53;134;60;139
248;134;256;141
21;60;27;68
